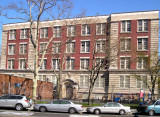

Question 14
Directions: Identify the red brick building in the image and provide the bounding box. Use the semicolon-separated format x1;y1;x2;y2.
0;10;159;100
0;74;53;99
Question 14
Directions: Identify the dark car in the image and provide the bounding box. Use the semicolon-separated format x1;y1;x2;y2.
137;100;155;114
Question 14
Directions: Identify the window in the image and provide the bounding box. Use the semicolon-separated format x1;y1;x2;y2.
20;29;28;39
52;75;57;85
82;24;90;35
39;43;47;53
95;58;104;68
19;44;27;54
8;44;15;55
80;59;89;69
80;76;89;87
138;20;148;32
66;42;75;53
40;28;48;38
137;57;147;69
53;100;60;104
7;59;14;69
53;42;61;53
120;57;130;69
52;59;60;70
38;75;46;81
19;59;26;69
66;58;74;70
120;38;131;51
9;30;16;40
54;26;61;38
121;21;131;32
120;76;130;88
96;23;106;35
95;76;104;88
40;59;47;69
96;40;105;52
81;41;90;53
138;38;148;51
137;76;147;88
61;101;71;104
67;25;75;36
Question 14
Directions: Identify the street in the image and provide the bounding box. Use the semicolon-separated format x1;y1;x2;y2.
0;109;160;117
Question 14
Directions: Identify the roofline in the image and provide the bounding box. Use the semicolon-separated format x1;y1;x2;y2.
110;10;159;15
3;15;109;26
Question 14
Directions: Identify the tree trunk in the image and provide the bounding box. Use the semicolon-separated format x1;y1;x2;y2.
151;88;155;100
88;84;93;105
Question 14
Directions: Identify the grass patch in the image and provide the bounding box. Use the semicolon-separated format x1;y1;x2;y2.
124;104;139;109
82;103;102;107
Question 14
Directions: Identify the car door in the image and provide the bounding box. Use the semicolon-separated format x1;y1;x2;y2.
0;96;9;107
7;96;18;107
101;103;113;113
110;103;121;113
59;100;71;112
47;100;60;112
154;101;160;113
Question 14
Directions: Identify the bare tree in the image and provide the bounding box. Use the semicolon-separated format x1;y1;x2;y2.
1;0;73;104
134;52;160;100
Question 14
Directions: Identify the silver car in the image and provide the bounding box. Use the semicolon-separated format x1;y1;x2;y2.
0;94;31;110
86;102;131;115
34;100;83;114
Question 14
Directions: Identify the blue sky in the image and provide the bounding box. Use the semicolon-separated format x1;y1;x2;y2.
0;0;160;47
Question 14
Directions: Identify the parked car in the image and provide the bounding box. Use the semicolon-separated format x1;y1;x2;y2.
0;94;32;110
137;100;160;116
33;100;83;114
86;102;131;115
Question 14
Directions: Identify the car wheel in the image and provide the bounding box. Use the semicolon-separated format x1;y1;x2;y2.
39;106;47;112
15;104;23;111
119;110;125;115
69;108;76;114
94;109;100;115
148;110;154;116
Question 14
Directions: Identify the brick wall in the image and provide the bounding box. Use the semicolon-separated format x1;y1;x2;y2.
0;74;53;99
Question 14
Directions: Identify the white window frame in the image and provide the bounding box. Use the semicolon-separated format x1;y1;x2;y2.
96;23;106;35
120;76;130;88
19;43;27;54
137;57;147;69
136;76;147;88
80;75;89;87
80;58;90;70
66;58;74;70
54;26;61;38
137;19;148;32
52;75;57;85
81;40;90;53
66;41;75;53
7;59;14;69
19;59;26;69
52;58;60;70
96;39;106;53
40;59;47;69
120;57;130;69
39;42;47;54
20;29;28;39
8;44;15;55
121;21;131;33
9;30;16;40
120;38;131;51
81;24;90;36
38;75;47;81
40;27;48;38
53;42;61;53
137;38;148;51
94;76;104;88
67;25;75;36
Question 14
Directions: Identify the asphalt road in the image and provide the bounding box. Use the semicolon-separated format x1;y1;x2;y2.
0;109;160;117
